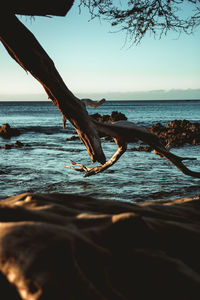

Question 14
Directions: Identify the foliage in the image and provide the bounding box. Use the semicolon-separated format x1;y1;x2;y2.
79;0;200;44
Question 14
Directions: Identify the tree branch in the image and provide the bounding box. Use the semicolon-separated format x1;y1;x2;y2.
65;120;200;178
65;137;127;177
0;13;106;164
81;98;106;108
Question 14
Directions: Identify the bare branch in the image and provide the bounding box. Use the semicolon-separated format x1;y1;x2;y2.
63;98;106;128
65;120;200;178
65;137;127;177
81;98;106;108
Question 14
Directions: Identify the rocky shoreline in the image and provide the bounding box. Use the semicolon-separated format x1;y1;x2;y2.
1;116;200;153
149;119;200;147
90;112;200;150
0;192;200;299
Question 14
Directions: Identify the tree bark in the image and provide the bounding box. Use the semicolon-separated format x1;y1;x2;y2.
3;0;74;16
0;13;106;164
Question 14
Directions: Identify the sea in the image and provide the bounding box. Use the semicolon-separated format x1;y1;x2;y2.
0;100;200;202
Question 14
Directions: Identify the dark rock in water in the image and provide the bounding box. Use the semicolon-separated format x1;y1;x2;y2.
3;144;12;149
0;193;200;299
90;111;127;123
0;123;20;139
1;141;25;150
66;135;79;141
90;111;128;140
149;120;200;147
13;141;24;148
110;111;127;122
129;146;152;152
90;113;109;123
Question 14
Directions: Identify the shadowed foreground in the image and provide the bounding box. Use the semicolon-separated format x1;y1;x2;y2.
0;193;200;299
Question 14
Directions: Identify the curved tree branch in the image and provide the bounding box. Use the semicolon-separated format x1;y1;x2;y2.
66;120;200;178
65;137;127;177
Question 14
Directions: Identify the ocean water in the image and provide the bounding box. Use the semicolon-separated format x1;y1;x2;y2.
0;100;200;202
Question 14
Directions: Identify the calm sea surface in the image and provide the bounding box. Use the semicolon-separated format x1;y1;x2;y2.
0;100;200;202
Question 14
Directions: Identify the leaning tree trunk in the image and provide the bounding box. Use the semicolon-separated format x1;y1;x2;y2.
0;13;106;164
1;12;200;179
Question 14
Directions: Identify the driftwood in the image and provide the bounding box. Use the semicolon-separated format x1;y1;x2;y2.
0;192;200;300
65;136;127;177
65;120;200;178
0;6;200;178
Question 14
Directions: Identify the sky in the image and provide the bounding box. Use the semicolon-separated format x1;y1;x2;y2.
0;1;200;101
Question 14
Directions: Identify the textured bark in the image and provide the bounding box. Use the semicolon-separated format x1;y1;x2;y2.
0;193;200;300
2;0;74;16
0;13;105;164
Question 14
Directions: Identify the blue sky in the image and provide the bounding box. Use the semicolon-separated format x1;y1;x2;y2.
0;1;200;100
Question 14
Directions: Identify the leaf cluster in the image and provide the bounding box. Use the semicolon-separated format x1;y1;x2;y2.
79;0;200;44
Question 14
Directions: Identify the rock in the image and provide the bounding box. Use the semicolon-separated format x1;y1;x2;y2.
13;141;24;147
3;144;12;149
90;111;128;140
0;193;200;299
110;111;127;122
129;146;152;152
66;135;79;141
150;122;166;134
149;120;200;147
0;123;20;138
90;111;127;123
1;141;26;150
90;113;110;122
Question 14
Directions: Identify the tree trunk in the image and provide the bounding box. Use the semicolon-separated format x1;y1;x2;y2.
3;0;74;16
0;13;106;164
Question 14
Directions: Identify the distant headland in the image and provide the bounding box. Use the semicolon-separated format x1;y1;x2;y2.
0;89;200;101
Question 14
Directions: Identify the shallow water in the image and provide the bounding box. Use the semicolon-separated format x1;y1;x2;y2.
0;100;200;202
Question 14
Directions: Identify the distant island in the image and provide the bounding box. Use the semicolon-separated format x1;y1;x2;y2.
0;89;200;101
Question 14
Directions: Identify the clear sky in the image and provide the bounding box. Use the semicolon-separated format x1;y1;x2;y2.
0;1;200;100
